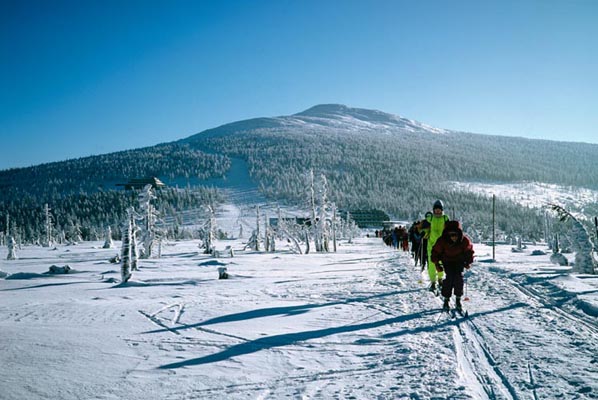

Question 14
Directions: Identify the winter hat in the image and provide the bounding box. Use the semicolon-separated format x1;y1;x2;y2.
444;220;461;233
433;200;444;210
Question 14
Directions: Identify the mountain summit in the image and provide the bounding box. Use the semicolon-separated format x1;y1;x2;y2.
186;104;448;141
293;104;448;134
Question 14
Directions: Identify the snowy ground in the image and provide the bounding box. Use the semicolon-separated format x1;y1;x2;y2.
1;232;597;400
450;181;598;211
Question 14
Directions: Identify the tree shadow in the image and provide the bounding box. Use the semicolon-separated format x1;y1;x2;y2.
143;288;423;335
157;302;528;369
1;281;93;291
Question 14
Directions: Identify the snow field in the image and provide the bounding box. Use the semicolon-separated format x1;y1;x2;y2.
0;237;597;399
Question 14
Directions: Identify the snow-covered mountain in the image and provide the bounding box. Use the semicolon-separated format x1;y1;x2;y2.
3;103;598;243
293;104;449;134
184;103;449;140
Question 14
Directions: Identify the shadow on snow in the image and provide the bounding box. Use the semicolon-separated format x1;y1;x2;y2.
143;289;423;335
156;299;528;369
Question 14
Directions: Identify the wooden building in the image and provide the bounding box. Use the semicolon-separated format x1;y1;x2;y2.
116;177;166;190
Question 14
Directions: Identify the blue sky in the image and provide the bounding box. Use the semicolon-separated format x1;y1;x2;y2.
1;0;597;169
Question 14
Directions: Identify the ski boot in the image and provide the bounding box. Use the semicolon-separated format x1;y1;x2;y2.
429;282;436;292
455;296;463;312
442;297;450;311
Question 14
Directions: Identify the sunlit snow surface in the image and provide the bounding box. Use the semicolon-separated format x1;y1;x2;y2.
1;213;596;399
451;181;598;210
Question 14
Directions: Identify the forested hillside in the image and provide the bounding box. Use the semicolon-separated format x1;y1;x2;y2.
2;104;597;243
182;105;598;239
0;144;227;242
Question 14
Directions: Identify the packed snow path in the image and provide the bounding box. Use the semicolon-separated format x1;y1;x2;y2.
0;238;596;399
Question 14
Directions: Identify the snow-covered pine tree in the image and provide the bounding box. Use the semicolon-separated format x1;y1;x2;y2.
198;205;216;254
346;211;353;243
103;226;113;249
276;206;284;240
130;211;139;271
2;212;10;246
264;213;270;252
549;204;596;274
331;203;337;252
138;184;159;258
7;235;17;260
308;170;320;252
43;204;54;247
120;209;133;283
66;220;83;244
316;174;330;252
255;205;261;251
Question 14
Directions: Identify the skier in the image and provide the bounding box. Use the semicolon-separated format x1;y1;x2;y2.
431;220;474;312
421;200;449;292
408;221;421;264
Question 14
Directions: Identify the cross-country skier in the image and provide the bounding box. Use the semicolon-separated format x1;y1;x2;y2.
431;220;474;311
421;200;449;292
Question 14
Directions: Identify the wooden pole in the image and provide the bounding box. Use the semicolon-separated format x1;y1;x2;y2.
492;194;496;261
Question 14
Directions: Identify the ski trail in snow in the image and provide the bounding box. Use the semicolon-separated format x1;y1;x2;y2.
392;249;522;400
452;326;488;399
138;310;181;336
455;320;520;399
455;263;597;398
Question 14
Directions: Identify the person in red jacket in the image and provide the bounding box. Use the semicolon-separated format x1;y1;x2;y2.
431;220;474;311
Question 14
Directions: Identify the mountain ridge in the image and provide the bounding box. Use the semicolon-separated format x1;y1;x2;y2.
183;103;449;143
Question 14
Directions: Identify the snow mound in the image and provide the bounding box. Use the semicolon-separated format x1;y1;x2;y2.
5;272;48;280
198;260;228;266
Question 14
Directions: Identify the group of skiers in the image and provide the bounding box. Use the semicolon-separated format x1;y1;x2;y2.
380;199;475;312
376;226;410;251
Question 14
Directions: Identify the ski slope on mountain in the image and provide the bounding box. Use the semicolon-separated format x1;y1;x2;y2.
1;224;596;399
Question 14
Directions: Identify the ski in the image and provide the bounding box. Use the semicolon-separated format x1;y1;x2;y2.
435;307;453;323
453;308;469;318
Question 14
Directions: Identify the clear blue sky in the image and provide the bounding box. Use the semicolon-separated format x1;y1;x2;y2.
1;0;597;169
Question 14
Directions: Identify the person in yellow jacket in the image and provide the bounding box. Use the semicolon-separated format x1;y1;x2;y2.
421;200;449;292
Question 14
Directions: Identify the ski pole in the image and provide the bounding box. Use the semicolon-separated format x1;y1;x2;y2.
463;277;470;302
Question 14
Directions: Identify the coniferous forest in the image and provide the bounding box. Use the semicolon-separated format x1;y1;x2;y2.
2;105;598;243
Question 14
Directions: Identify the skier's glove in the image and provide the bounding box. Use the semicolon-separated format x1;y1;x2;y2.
436;264;444;272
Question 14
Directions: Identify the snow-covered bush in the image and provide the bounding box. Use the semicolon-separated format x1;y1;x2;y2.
198;205;216;254
7;235;17;260
103;226;113;249
549;204;596;274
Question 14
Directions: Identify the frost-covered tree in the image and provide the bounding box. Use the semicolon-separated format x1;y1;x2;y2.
307;170;320;252
130;212;139;271
2;212;10;246
120;208;139;282
316;174;330;252
549;204;596;274
66;220;83;243
254;205;261;251
43;204;54;247
264;214;276;252
7;235;17;260
198;205;216;254
138;184;160;258
103;226;113;249
331;204;338;252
